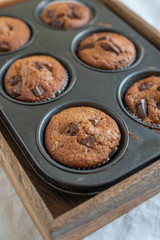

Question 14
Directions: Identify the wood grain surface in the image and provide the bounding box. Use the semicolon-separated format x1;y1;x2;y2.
0;0;160;240
0;0;28;8
51;159;160;240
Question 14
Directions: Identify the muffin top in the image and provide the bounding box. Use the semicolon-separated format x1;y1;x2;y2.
45;106;121;168
124;75;160;125
4;55;67;102
41;1;91;29
77;32;136;70
0;17;31;53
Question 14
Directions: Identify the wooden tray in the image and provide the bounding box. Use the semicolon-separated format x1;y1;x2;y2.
0;1;160;239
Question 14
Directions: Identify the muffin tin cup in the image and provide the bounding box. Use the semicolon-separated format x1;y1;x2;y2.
0;0;160;194
35;0;98;30
36;100;129;173
0;14;38;56
0;50;76;105
71;26;144;72
118;69;160;129
33;100;129;194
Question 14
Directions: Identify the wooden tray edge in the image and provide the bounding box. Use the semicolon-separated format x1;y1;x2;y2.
101;0;160;50
0;0;28;8
50;158;160;240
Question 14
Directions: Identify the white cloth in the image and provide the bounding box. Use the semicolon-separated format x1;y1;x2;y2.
0;167;42;240
0;0;160;239
118;0;160;31
84;192;160;240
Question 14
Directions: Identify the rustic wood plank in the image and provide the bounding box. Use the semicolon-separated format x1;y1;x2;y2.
50;159;160;240
101;0;160;50
0;0;28;8
0;126;54;240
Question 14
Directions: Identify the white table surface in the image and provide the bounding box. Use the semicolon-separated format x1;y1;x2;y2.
0;0;160;239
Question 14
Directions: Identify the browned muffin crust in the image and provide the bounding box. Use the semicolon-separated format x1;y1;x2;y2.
77;32;136;70
124;76;160;125
45;107;121;168
4;55;67;102
0;17;31;52
41;1;91;29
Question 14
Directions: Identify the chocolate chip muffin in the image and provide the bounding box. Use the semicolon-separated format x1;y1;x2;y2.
41;1;91;29
124;75;160;125
0;17;31;53
4;55;67;102
45;106;121;168
77;32;136;70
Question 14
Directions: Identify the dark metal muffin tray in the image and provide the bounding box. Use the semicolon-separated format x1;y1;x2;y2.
0;0;160;195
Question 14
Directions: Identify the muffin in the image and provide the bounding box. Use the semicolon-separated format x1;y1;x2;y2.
41;1;91;29
0;17;31;53
77;32;136;70
124;75;160;125
4;55;67;102
45;106;121;168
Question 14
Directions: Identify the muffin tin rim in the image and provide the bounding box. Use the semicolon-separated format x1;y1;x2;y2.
0;50;76;105
117;68;160;129
70;26;144;72
0;14;38;56
35;0;98;31
0;0;160;194
36;100;129;174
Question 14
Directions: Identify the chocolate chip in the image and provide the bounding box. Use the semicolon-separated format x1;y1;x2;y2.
43;63;53;72
10;80;17;86
50;19;64;28
46;10;55;18
35;62;43;71
137;99;148;121
89;119;97;127
33;85;45;97
67;12;74;19
0;41;9;52
68;9;82;19
14;75;22;81
100;43;120;55
80;135;95;148
9;75;22;86
68;3;74;9
157;103;160;109
73;9;82;19
8;24;13;30
157;86;160;91
97;36;109;41
64;123;78;136
139;82;152;91
79;42;95;51
12;81;22;97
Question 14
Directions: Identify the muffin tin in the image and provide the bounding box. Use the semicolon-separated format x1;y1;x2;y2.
0;0;160;194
